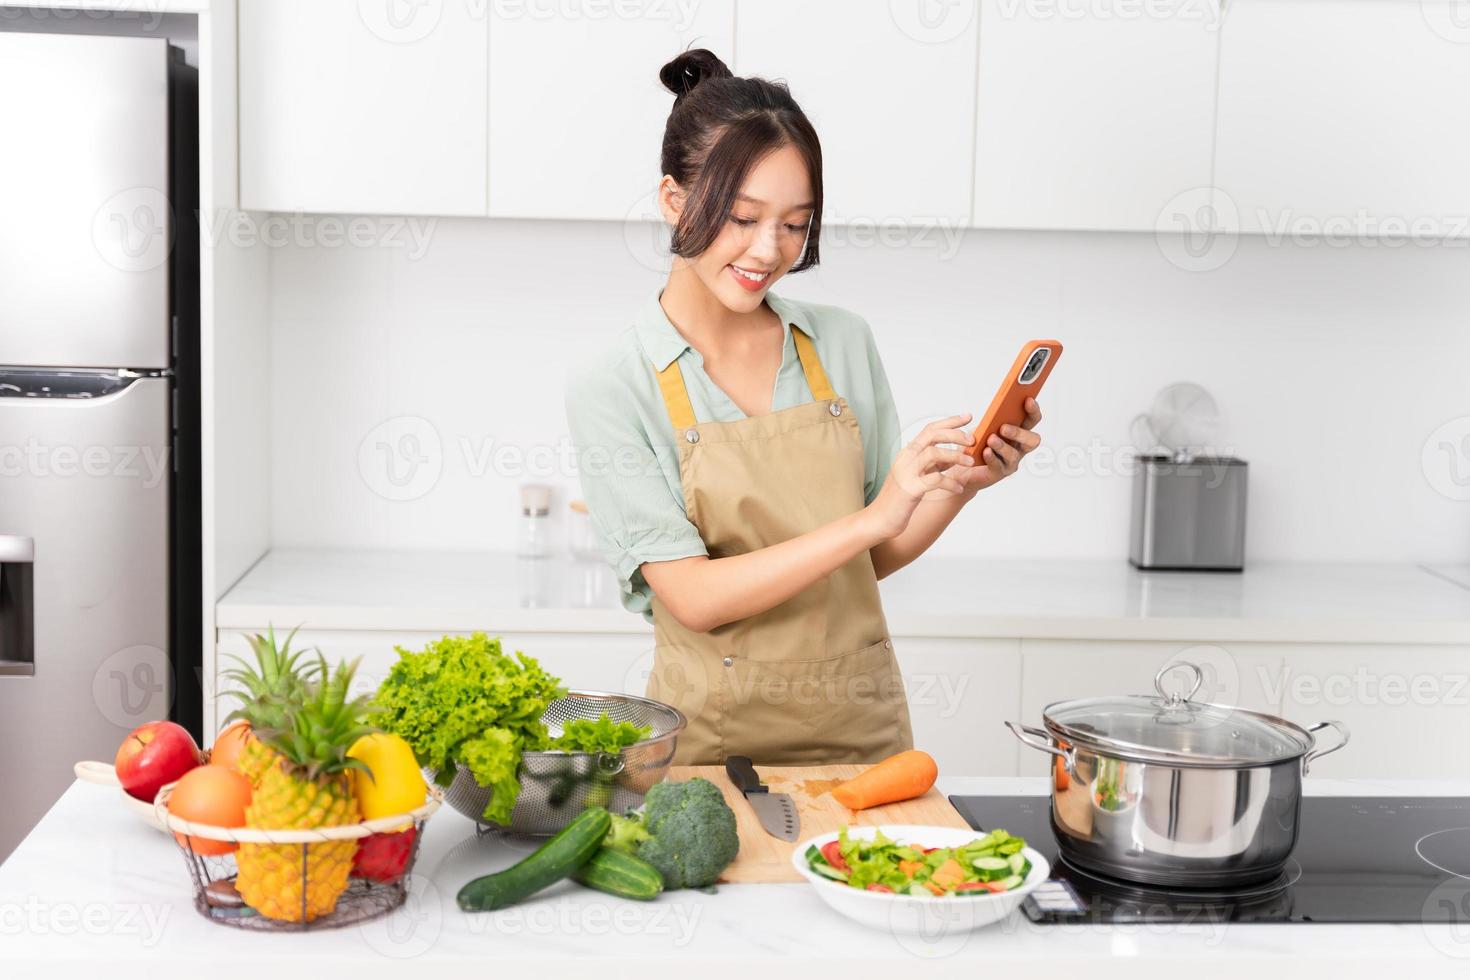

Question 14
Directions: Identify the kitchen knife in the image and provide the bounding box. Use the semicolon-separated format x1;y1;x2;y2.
724;755;800;842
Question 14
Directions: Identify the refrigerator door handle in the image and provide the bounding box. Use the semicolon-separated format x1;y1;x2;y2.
0;535;36;676
0;535;35;563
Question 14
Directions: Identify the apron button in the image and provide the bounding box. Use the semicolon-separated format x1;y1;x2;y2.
828;401;842;417
685;428;700;444
722;657;734;667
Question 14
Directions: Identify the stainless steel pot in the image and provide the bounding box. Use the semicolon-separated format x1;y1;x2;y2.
1006;662;1349;888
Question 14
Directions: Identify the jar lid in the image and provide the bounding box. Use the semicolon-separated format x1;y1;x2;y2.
1043;662;1313;767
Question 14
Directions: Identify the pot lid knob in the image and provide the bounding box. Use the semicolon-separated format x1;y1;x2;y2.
1154;661;1204;708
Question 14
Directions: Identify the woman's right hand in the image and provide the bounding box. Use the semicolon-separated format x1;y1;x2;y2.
863;413;974;540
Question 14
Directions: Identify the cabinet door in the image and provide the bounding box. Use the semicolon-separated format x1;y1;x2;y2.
487;2;733;220
239;0;488;216
736;0;978;227
972;0;1220;231
1215;0;1470;237
893;637;1022;777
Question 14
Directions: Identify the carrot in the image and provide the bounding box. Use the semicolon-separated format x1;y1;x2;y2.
1054;739;1071;791
830;750;939;810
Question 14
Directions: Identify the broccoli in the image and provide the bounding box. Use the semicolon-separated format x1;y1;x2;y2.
633;777;740;889
605;811;652;854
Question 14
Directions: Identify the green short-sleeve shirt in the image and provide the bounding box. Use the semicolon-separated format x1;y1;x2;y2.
565;288;903;623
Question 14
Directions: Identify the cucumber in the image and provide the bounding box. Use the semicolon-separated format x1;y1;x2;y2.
996;874;1024;892
1007;853;1029;876
457;807;613;911
972;856;1011;880
811;863;849;882
906;883;930;898
572;847;664;901
804;844;824;866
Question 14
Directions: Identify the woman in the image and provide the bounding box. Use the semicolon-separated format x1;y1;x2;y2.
567;50;1043;766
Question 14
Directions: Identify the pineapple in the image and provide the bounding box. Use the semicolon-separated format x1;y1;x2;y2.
234;656;378;923
221;626;319;787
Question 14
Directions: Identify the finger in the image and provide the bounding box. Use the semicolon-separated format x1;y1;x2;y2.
919;414;973;443
999;425;1042;452
939;476;966;495
928;427;974;448
1022;398;1043;429
986;433;1021;466
922;446;975;471
982;445;1008;475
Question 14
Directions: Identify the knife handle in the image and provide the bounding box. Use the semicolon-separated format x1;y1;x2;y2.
725;755;767;794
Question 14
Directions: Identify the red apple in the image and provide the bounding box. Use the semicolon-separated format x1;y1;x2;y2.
114;721;203;802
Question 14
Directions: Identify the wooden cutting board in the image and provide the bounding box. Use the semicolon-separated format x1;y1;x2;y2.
670;764;971;884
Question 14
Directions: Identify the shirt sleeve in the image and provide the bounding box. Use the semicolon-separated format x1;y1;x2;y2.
860;319;903;506
565;363;708;618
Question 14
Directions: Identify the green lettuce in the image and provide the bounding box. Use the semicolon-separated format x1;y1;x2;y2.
373;632;566;825
549;715;650;754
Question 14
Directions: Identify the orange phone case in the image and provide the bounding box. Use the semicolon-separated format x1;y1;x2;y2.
965;339;1062;464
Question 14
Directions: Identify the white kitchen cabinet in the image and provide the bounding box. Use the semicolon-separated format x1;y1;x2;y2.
215;628;1018;774
735;0;978;227
891;637;1022;777
1215;0;1470;237
487;1;733;220
239;0;488;216
972;0;1221;232
1272;643;1470;780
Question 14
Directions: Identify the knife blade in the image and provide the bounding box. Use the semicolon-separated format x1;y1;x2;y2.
724;755;800;842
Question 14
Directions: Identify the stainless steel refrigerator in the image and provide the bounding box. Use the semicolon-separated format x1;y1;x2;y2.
0;31;201;862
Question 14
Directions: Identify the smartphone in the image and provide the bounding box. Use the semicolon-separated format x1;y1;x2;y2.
965;340;1062;464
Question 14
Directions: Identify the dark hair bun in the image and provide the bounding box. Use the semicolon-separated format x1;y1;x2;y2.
659;48;732;101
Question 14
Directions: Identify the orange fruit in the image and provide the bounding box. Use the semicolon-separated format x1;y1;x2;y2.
208;720;251;772
167;764;252;856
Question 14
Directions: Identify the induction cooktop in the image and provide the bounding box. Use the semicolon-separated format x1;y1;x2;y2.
949;795;1470;924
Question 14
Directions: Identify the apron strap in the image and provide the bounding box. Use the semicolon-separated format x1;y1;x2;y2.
652;325;836;432
791;327;836;402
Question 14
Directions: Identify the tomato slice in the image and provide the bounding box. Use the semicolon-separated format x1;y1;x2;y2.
983;880;1010;893
867;883;895;893
953;882;990;892
820;841;850;873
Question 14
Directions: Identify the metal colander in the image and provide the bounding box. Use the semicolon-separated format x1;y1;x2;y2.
437;690;686;835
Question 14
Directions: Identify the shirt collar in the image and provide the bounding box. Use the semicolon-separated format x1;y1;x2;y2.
636;287;819;373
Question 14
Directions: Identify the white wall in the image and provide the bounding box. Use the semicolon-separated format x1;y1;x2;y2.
266;217;1470;564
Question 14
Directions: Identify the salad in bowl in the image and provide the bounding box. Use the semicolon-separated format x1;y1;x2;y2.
791;825;1049;933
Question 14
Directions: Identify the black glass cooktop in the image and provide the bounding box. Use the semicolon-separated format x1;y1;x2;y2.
950;795;1470;924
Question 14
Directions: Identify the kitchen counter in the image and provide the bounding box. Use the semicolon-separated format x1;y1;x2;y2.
4;777;1470;979
217;548;1470;643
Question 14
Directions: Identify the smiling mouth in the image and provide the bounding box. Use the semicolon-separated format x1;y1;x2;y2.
729;264;772;284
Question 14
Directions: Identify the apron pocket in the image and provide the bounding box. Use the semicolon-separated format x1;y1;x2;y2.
722;637;913;765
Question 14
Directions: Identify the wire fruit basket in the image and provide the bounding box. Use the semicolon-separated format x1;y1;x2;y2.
438;690;686;835
156;783;443;930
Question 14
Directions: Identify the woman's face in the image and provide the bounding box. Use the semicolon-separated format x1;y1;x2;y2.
668;143;814;314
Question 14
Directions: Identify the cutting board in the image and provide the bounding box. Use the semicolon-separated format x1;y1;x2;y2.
670;764;971;884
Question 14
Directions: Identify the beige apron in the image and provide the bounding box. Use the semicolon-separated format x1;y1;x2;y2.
645;325;914;766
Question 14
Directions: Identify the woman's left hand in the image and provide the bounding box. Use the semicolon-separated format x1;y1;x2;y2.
942;397;1043;495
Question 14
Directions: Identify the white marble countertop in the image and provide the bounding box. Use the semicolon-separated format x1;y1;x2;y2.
216;548;1470;644
4;777;1470;978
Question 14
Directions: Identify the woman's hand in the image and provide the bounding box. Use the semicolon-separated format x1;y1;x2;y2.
863;413;975;540
946;397;1044;494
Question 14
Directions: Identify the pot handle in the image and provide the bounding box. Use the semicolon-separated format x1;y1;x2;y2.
1302;720;1350;776
1005;721;1076;772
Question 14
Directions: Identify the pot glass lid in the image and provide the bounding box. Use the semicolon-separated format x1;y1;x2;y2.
1043;662;1312;766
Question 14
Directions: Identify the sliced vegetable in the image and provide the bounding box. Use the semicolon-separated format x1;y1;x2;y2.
805;826;1033;898
819;840;850;874
829;750;939;811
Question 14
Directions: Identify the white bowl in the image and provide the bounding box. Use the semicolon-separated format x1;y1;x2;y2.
790;824;1050;935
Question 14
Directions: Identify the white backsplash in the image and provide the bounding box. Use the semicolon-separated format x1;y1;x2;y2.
266;217;1470;563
